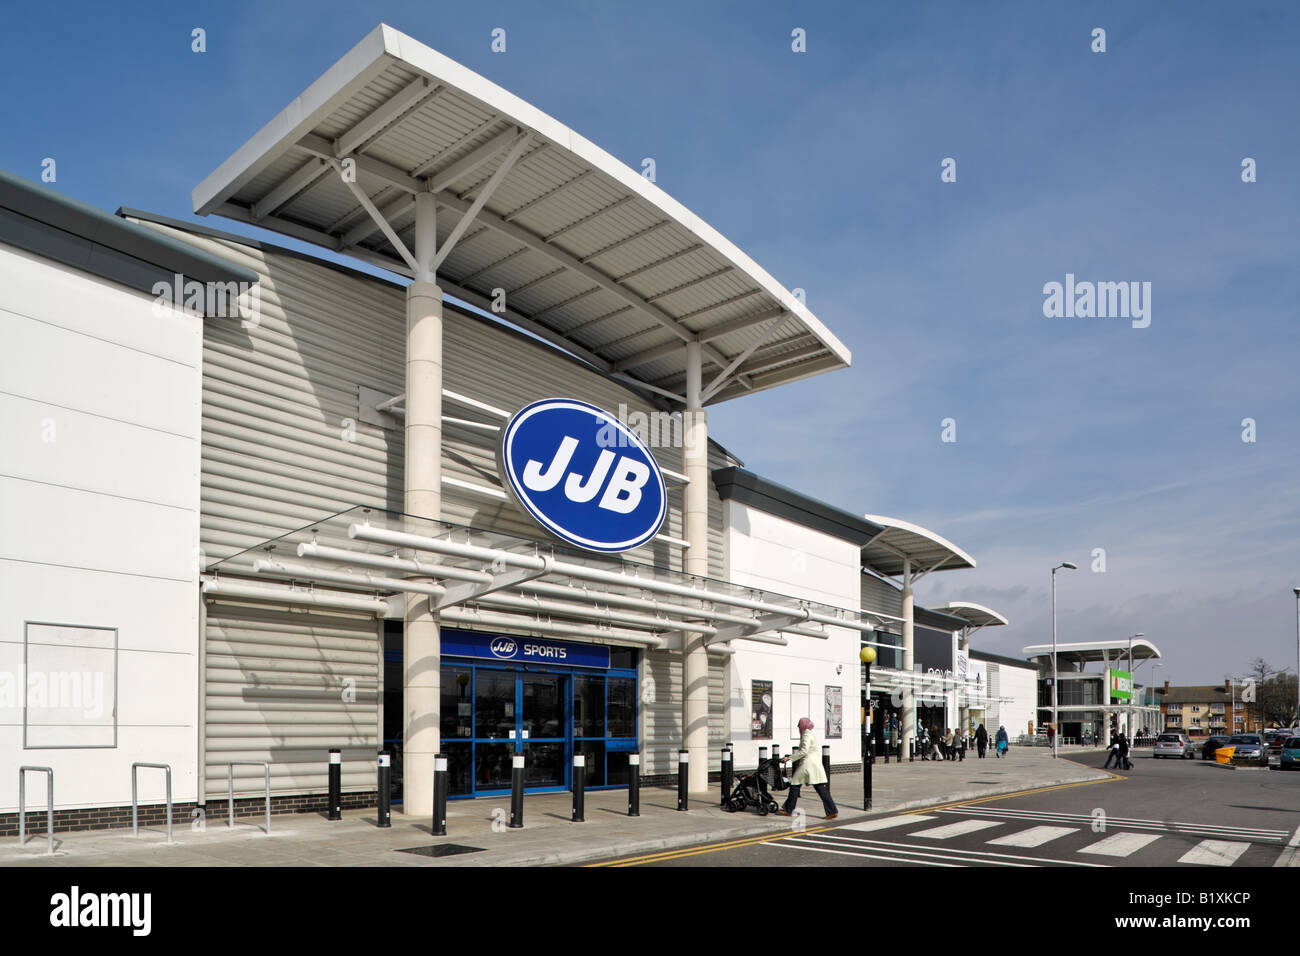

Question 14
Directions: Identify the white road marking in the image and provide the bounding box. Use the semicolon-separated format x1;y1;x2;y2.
838;814;937;832
987;825;1078;848
1274;821;1300;867
944;807;1286;840
1178;840;1250;866
910;819;1002;840
767;840;964;867
800;833;1107;867
1079;832;1162;857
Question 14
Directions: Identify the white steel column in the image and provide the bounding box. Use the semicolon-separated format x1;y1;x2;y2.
900;558;915;760
403;190;442;815
682;339;710;792
959;628;970;737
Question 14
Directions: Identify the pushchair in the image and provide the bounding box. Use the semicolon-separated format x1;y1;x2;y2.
723;757;789;815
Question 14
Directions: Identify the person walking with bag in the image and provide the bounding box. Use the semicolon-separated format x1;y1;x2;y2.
975;723;988;758
776;717;838;820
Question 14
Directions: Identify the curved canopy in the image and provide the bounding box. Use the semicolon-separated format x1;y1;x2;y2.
1022;638;1162;666
937;601;1009;630
192;24;850;407
861;514;976;577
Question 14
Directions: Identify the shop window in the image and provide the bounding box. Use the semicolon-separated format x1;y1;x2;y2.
441;666;473;739
574;675;605;738
608;678;636;737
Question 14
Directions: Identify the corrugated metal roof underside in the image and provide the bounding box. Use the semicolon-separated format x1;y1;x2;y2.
193;25;850;406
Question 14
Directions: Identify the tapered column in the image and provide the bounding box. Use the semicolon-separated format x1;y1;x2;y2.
403;191;442;814
682;340;710;792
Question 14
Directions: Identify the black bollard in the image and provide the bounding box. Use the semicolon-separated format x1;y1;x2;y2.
822;744;831;781
771;744;780;784
509;753;525;829
758;745;769;777
720;747;733;807
863;734;873;811
572;753;585;822
628;752;641;817
909;739;915;762
376;751;392;828
677;749;689;811
327;749;342;820
432;753;448;836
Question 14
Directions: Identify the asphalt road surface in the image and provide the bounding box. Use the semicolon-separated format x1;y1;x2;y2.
589;750;1300;867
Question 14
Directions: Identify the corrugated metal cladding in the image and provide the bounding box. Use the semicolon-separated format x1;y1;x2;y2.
860;573;902;618
132;217;734;791
204;600;380;800
129;218;730;578
987;666;1002;729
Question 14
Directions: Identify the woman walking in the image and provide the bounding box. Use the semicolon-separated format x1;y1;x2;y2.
777;717;838;820
995;725;1009;758
975;723;988;758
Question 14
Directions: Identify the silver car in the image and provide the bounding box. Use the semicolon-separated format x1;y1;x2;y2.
1154;732;1196;758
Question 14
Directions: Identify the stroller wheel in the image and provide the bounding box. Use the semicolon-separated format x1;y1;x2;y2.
757;803;769;816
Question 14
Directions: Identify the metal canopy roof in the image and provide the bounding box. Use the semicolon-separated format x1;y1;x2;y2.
192;24;850;406
1021;639;1162;665
860;515;976;577
937;601;1009;631
204;506;901;651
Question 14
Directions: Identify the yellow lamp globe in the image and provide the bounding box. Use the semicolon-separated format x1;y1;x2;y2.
859;646;877;665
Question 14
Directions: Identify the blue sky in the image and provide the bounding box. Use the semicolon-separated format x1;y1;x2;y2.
3;1;1297;683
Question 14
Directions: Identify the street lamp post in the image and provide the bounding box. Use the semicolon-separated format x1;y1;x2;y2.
1293;588;1300;726
1128;633;1143;741
1051;562;1078;759
860;646;877;810
1150;662;1164;736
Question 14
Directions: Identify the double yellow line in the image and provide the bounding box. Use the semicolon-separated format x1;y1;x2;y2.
585;824;837;867
589;764;1122;866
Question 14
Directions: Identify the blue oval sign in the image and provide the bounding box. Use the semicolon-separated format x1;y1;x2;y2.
498;399;667;553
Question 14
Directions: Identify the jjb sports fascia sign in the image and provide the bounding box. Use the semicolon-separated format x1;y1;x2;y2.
497;398;666;553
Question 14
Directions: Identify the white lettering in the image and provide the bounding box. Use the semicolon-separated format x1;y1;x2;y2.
522;436;578;492
598;457;650;514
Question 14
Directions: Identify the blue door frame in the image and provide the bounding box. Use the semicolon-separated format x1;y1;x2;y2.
446;657;639;800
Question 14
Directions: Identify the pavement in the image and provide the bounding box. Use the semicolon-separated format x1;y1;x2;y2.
0;745;1110;867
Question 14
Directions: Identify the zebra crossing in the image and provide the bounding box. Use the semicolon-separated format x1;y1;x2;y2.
764;808;1291;867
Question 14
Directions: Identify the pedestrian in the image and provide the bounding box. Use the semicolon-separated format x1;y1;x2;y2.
958;729;967;761
995;725;1009;758
930;726;943;761
1119;732;1132;770
1047;722;1056;749
777;717;837;820
976;723;988;758
943;728;954;760
1104;737;1120;769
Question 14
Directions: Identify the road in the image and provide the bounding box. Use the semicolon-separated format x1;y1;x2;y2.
588;750;1300;867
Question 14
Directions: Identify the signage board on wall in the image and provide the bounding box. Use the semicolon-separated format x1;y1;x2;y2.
497;398;666;552
825;685;843;739
441;628;611;669
1109;668;1133;701
751;680;773;739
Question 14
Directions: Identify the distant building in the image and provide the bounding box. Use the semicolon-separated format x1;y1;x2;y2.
1159;681;1258;737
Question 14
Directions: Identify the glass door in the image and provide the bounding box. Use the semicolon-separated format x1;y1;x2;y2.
473;669;516;793
520;672;568;789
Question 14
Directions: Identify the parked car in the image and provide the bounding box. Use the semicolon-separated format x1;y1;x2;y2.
1154;732;1197;759
1227;733;1265;763
1274;736;1300;770
1267;728;1300;753
1200;735;1232;760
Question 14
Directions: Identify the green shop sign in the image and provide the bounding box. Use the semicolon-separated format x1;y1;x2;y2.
1109;669;1133;701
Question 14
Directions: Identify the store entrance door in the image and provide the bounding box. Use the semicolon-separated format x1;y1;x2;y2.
520;672;567;789
470;669;570;794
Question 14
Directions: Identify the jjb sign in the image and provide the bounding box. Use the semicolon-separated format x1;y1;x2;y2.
497;399;666;552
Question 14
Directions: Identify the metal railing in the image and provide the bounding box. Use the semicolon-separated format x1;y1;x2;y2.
18;766;54;855
226;762;271;834
131;762;173;843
